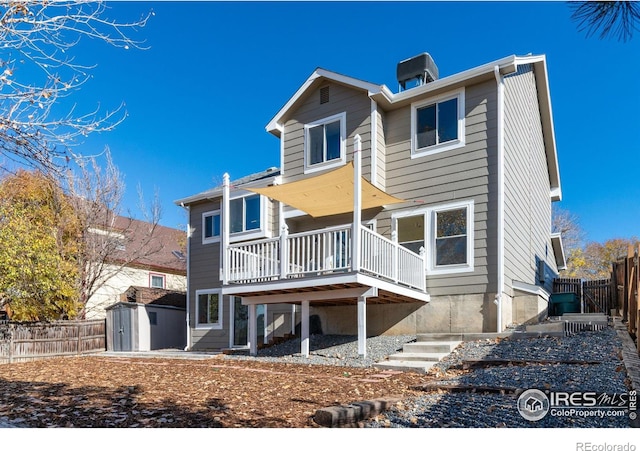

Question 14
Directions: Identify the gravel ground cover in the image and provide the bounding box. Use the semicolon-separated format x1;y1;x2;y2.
223;334;416;367
366;327;633;428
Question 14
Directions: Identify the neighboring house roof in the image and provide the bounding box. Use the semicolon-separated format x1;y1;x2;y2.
265;54;561;202
174;166;281;206
121;286;186;309
109;216;187;274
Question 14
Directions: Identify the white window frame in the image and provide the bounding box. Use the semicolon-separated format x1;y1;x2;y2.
195;288;223;330
149;273;166;289
228;193;268;242
202;209;221;244
392;199;474;276
304;112;347;174
411;88;465;158
427;200;474;275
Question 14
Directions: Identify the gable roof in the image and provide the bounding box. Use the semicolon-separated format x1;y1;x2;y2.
265;54;561;202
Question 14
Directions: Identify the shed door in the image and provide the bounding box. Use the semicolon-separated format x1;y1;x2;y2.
112;305;132;352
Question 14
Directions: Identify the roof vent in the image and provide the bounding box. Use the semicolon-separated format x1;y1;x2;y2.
397;52;439;91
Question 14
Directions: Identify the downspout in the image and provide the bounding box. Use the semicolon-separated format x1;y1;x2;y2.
180;202;192;350
494;65;505;333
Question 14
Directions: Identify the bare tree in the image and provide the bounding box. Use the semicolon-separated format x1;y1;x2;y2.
570;1;640;42
0;1;151;173
552;205;585;253
65;148;165;318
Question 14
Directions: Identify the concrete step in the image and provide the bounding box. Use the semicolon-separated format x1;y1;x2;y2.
387;352;448;362
416;332;515;342
373;359;437;374
402;340;461;354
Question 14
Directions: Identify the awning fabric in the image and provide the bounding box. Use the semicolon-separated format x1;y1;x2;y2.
245;162;406;218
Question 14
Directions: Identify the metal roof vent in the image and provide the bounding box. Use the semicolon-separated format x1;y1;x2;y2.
397;52;439;91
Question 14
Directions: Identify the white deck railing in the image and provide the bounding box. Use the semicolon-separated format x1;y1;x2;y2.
226;224;426;291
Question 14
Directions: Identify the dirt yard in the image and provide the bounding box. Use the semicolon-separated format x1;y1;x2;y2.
0;354;429;428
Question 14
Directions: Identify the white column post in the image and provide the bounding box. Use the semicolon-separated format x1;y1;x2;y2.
222;173;230;284
280;224;289;279
357;295;367;357
352;135;362;272
248;303;257;356
391;229;398;283
301;300;310;358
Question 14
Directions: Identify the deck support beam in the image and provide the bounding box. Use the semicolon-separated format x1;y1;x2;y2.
358;287;377;357
248;303;257;356
358;295;367;357
301;300;310;357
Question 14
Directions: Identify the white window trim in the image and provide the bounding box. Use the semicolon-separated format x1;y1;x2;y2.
411;88;465;159
303;112;347;174
391;199;474;276
195;288;223;330
228;193;269;242
202;209;221;245
149;273;166;289
427;200;474;275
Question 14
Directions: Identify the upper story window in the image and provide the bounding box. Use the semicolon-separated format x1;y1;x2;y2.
230;194;261;233
304;112;346;174
202;210;221;244
411;89;465;158
202;195;269;244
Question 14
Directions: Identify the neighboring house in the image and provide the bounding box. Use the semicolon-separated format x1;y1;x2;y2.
175;53;565;357
84;217;187;320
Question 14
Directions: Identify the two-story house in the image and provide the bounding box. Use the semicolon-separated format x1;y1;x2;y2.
175;53;565;357
84;216;187;320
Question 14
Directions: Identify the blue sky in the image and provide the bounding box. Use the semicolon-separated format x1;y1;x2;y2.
61;1;639;244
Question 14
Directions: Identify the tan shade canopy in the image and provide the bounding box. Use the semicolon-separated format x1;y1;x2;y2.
245;162;406;218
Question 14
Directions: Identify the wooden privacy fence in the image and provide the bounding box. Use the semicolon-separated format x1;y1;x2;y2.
0;320;106;364
552;277;614;314
612;245;640;349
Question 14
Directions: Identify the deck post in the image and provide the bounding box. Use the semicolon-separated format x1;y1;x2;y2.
357;295;367;357
352;135;362;272
301;300;310;358
222;173;230;284
248;303;257;356
280;224;289;279
392;230;398;283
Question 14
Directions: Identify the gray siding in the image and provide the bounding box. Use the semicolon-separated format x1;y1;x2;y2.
380;80;499;296
374;106;387;190
503;65;556;295
188;199;228;350
282;81;373;183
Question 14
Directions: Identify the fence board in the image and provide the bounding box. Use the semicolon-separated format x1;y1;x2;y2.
0;320;105;364
583;279;613;314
